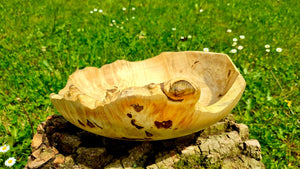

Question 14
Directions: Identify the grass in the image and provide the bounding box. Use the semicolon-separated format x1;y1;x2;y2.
0;0;299;168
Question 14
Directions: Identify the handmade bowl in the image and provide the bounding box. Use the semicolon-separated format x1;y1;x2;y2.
50;51;246;140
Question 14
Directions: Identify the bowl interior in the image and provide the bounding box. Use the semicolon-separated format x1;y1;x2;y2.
60;52;239;107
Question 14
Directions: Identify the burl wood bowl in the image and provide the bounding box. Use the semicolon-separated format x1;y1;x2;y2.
50;51;246;140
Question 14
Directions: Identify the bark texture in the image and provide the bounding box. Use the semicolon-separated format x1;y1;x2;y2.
25;114;264;169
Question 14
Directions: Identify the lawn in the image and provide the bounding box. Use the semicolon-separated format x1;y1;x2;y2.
0;0;299;168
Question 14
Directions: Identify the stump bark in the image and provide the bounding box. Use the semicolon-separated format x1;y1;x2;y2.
25;114;265;169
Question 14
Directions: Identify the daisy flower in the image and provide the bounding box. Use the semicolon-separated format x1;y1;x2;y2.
188;35;192;39
122;7;126;11
99;9;103;13
237;46;243;50
227;29;232;33
276;48;282;52
266;49;270;52
112;20;116;23
94;8;97;12
180;36;185;40
203;48;209;52
265;44;270;48
239;35;245;39
199;9;204;13
230;49;237;53
41;46;47;52
0;144;10;153
232;42;237;46
90;11;93;14
132;7;136;11
172;28;176;31
132;16;135;19
5;157;16;167
233;38;238;42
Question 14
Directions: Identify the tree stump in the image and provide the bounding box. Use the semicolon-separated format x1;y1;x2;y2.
25;114;265;169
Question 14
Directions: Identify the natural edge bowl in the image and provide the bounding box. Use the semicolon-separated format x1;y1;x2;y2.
50;51;246;141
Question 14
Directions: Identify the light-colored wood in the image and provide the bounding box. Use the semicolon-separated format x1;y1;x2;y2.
50;51;246;140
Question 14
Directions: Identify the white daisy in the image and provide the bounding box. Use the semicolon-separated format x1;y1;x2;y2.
0;145;10;153
239;35;245;39
172;28;176;31
233;38;238;42
199;9;204;13
266;49;270;52
132;7;136;11
276;48;282;52
132;16;135;19
265;44;270;48
41;46;46;52
90;11;93;14
99;9;103;13
188;35;192;39
203;48;209;52
238;46;243;50
232;42;237;46
112;20;116;23
180;36;185;40
230;49;237;53
5;157;16;167
122;7;126;11
94;8;97;12
227;29;232;33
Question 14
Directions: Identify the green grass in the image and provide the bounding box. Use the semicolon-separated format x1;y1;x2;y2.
0;0;299;168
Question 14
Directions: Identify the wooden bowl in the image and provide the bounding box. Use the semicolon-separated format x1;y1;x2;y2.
50;51;246;140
